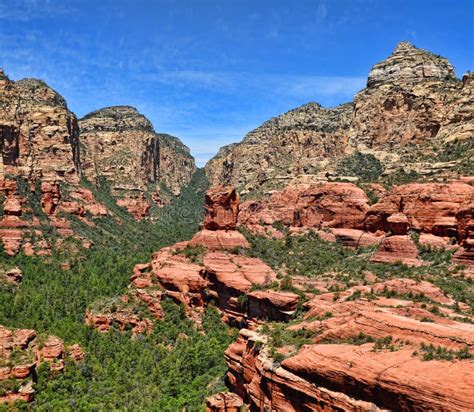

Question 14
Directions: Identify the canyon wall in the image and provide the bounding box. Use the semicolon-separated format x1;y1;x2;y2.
206;42;473;193
78;106;195;202
0;69;80;184
0;70;197;254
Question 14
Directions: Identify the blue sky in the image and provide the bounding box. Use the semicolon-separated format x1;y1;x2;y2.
0;0;472;166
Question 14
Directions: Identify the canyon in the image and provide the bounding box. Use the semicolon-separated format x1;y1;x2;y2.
0;69;196;255
86;184;473;411
0;40;473;410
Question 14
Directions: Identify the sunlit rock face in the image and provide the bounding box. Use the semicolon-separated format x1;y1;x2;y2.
206;42;473;193
0;69;81;184
78;105;196;218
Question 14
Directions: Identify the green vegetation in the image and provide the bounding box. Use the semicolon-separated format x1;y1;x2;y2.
385;169;420;186
0;170;237;410
336;152;384;182
435;139;474;175
175;245;205;265
417;343;472;361
240;230;474;309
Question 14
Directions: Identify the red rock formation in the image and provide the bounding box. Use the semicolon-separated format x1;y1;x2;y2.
219;277;474;411
0;325;82;404
85;308;154;335
283;345;473;411
206;392;244;412
1;267;22;285
0;175;109;254
117;197;151;221
150;248;207;307
247;290;299;322
223;330;384;411
66;344;85;362
186;186;250;250
331;228;383;248
371;235;423;266
204;186;239;230
188;229;249;250
365;182;474;237
40;182;61;215
239;182;370;231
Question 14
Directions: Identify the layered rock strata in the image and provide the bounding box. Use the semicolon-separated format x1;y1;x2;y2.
0;70;80;183
0;177;106;255
218;278;474;411
206;42;473;192
84;186;474;410
78;106;196;217
238;180;474;267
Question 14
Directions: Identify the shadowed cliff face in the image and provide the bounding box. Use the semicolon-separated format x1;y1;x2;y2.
206;42;473;193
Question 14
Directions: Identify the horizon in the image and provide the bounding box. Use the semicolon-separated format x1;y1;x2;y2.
1;0;473;166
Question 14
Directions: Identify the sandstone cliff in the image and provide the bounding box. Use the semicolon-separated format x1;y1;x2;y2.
206;42;473;193
0;69;80;184
0;70;198;254
78;106;195;202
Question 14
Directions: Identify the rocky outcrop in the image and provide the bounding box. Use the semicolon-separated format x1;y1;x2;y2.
206;102;352;191
1;68;197;254
206;42;473;192
78;106;196;218
0;325;83;404
365;182;473;237
0;70;80;184
189;185;249;250
238;182;371;230
204;186;239;230
0;177;107;255
371;235;423;266
86;187;298;331
218;278;474;411
0;266;22;285
236;181;474;267
206;392;244;412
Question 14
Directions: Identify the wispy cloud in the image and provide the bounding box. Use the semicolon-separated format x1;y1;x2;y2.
136;69;365;103
0;0;76;21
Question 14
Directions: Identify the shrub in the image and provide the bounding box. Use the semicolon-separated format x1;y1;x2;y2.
336;152;384;182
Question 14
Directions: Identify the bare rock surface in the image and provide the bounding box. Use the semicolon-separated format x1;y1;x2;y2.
206;42;473;192
78;106;196;218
